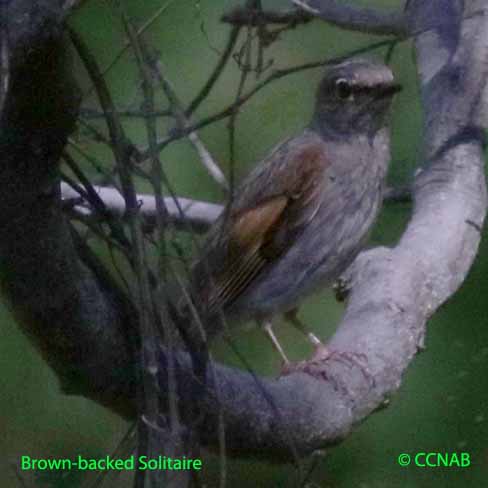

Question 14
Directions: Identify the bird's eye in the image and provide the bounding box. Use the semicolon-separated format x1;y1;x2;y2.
334;78;353;100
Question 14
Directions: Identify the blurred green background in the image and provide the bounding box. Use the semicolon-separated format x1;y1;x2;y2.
1;0;487;486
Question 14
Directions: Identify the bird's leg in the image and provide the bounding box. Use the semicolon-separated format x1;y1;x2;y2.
282;310;373;384
259;320;289;364
284;307;321;345
284;308;329;358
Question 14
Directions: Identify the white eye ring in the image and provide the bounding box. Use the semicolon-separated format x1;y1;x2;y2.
335;78;353;100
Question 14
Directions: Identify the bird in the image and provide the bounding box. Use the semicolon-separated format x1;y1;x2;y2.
182;58;401;364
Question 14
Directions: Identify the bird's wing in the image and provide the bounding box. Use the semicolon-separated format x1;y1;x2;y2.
195;135;330;315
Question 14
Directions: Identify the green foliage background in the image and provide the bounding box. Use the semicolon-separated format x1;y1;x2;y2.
1;0;487;486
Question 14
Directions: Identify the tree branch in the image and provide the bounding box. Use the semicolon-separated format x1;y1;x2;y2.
61;183;409;234
1;0;486;465
0;1;138;420
221;6;313;27
140;38;395;161
292;0;408;37
61;183;222;233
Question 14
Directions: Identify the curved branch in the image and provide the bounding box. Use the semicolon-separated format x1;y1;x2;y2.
185;0;488;456
1;0;486;464
0;1;139;420
292;0;407;37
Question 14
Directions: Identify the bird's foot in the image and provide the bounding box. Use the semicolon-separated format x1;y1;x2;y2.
279;342;328;375
280;346;374;390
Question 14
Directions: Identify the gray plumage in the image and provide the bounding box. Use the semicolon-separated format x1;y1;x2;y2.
185;58;400;345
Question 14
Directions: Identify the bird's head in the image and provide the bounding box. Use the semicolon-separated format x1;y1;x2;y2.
312;58;401;137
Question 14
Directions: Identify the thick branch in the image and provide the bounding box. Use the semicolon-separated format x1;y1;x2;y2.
191;0;488;455
61;183;222;233
1;0;486;463
292;0;407;37
0;1;138;420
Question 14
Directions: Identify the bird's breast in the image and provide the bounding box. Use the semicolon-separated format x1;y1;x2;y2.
229;130;390;318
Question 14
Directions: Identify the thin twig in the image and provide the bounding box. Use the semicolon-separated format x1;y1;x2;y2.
67;139;121;194
82;0;176;99
143;47;229;191
62;152;132;252
70;24;158;488
82;423;136;488
186;25;241;116
221;6;313;27
80;107;172;119
227;16;254;197
121;2;179;439
141;38;396;160
76;118;112;146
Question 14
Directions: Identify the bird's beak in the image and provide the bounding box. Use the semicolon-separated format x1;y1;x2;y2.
378;83;402;98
